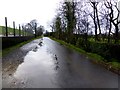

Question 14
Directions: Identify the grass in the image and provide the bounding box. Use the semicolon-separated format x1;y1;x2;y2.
50;37;120;72
51;37;86;53
0;26;3;34
108;62;120;70
88;37;120;44
1;36;42;57
0;26;32;36
87;53;105;62
51;37;104;60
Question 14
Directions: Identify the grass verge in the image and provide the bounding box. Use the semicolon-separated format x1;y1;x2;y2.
1;36;42;57
50;37;120;74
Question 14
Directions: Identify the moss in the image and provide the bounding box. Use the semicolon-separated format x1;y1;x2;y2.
51;37;86;54
87;53;105;62
108;62;120;70
50;37;120;72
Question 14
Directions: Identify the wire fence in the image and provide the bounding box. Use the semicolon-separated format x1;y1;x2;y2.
1;17;33;37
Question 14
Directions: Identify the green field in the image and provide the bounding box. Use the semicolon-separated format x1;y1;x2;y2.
0;26;32;36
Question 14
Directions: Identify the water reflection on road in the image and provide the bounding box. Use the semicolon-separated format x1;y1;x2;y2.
8;38;60;88
2;37;119;88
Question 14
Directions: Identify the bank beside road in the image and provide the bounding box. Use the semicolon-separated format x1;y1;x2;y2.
1;36;42;57
50;37;120;75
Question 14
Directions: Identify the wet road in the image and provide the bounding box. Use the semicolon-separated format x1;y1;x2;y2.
2;37;119;88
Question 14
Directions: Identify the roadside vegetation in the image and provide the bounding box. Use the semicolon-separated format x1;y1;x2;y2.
1;36;42;57
45;0;120;74
50;37;120;74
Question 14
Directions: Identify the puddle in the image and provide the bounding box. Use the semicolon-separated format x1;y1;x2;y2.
9;41;59;88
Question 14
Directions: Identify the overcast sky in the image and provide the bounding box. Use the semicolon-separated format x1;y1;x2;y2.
0;0;60;31
0;0;119;31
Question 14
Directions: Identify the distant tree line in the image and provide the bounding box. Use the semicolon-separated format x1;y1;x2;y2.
48;0;120;44
22;19;44;38
46;0;120;62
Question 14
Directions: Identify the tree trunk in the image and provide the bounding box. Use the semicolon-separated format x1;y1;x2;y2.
95;7;101;35
114;25;119;44
93;4;98;41
108;21;112;43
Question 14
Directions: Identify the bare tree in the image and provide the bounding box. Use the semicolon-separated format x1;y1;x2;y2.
104;0;120;43
89;0;103;41
89;1;98;41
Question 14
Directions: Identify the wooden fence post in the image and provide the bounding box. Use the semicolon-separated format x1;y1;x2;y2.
5;17;8;37
13;21;15;36
22;26;24;36
19;24;21;36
